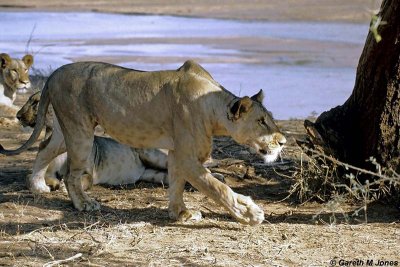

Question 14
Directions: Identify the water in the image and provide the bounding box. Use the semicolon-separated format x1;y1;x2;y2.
0;12;369;119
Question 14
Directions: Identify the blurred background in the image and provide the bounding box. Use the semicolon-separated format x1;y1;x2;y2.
0;0;381;119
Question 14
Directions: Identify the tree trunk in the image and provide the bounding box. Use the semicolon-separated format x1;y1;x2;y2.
305;0;400;173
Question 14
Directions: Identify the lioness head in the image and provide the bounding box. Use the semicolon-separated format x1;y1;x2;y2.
17;91;40;127
0;53;33;99
227;89;286;163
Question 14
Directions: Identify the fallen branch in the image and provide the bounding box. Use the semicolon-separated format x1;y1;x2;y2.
43;253;83;267
305;147;400;185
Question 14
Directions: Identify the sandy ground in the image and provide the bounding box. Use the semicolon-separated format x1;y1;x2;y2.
1;1;399;266
1;0;381;23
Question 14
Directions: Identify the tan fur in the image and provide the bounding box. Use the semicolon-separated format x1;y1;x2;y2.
2;60;286;225
0;53;33;107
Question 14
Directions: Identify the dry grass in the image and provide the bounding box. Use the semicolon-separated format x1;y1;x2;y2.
287;141;400;224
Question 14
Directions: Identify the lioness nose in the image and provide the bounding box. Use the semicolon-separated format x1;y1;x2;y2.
274;133;287;146
22;81;31;88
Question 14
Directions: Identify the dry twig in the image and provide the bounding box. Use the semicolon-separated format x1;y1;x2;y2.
43;253;83;267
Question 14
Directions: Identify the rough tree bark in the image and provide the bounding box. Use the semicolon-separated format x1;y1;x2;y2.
305;0;400;173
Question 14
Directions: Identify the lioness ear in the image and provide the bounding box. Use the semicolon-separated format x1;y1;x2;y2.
0;53;11;69
22;54;33;68
251;89;264;103
230;96;253;120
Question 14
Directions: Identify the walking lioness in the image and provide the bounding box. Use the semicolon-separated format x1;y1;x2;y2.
0;60;286;225
16;91;223;190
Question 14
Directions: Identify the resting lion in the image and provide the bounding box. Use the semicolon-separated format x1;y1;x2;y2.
39;137;169;191
1;60;286;225
0;53;33;108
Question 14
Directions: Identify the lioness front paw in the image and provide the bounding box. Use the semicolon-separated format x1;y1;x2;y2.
73;198;101;211
178;209;202;223
28;175;51;193
235;194;264;225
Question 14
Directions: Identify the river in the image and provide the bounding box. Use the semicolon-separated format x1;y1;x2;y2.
0;12;369;119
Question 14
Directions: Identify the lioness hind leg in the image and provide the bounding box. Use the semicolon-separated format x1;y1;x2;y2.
81;173;93;191
65;170;99;211
64;145;100;211
60;122;99;211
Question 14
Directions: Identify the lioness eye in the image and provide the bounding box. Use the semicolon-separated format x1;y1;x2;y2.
10;70;18;80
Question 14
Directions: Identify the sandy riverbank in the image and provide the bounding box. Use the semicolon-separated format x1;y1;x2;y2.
1;0;381;22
